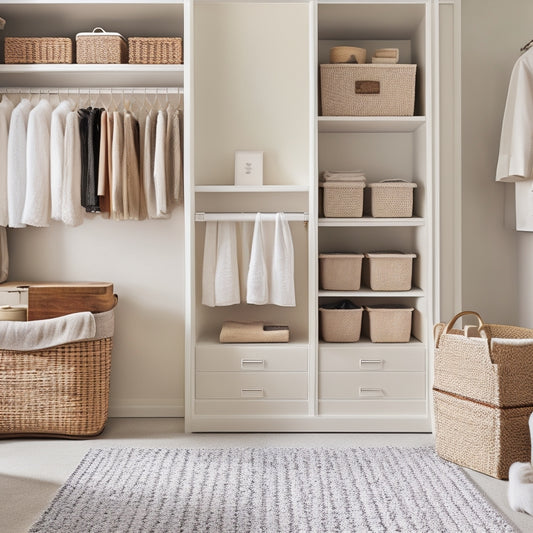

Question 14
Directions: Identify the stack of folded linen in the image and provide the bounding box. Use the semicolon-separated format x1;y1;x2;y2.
372;48;399;64
320;170;366;183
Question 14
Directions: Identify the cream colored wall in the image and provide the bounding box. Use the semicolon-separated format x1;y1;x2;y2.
461;0;529;325
7;214;185;417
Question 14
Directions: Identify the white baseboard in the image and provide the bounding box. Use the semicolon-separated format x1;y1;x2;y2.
109;399;185;418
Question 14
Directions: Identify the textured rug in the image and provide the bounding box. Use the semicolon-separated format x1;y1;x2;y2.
30;446;516;533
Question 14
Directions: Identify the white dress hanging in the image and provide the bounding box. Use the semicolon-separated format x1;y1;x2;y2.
0;96;14;227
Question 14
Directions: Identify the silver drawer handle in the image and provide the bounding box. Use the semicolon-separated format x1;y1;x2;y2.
359;387;385;397
241;388;264;398
241;359;265;368
360;359;384;366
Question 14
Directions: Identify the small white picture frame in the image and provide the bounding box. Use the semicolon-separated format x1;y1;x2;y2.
234;150;263;186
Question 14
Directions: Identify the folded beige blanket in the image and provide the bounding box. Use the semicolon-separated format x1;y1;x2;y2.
372;57;399;64
220;321;289;343
374;48;399;59
321;171;366;182
0;308;115;351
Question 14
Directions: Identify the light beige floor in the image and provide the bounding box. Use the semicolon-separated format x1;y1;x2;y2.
0;418;531;533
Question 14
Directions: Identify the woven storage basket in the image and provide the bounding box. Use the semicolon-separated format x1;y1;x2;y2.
364;252;416;291
329;46;366;64
319;253;363;290
365;304;413;342
321;181;365;218
433;389;533;479
0;308;115;438
4;37;72;64
367;181;417;217
128;37;183;64
320;64;416;116
320;305;363;342
433;311;533;408
76;28;127;64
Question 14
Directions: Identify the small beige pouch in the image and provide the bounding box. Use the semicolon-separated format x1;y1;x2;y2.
219;321;289;343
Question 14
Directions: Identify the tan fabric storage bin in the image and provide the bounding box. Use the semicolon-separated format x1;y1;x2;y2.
128;37;183;64
365;304;413;342
368;181;417;217
319;253;363;290
364;252;416;291
321;181;365;218
320;305;363;342
433;389;533;480
320;64;417;116
76;28;127;64
4;37;72;64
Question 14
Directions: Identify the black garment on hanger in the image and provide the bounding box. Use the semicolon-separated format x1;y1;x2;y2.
78;108;89;209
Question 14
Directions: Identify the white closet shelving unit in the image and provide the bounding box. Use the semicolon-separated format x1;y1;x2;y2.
185;0;438;433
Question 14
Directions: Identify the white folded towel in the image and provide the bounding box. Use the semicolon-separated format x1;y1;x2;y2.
374;48;399;59
0;311;96;351
372;57;399;64
7;98;32;228
22;99;53;227
50;100;74;221
247;213;269;305
215;221;240;306
202;221;217;307
509;462;533;515
61;111;83;227
321;170;366;182
0;96;14;227
270;212;296;307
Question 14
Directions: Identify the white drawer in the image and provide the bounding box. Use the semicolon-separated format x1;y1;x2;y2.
319;372;426;400
196;372;308;400
319;344;425;372
196;345;308;372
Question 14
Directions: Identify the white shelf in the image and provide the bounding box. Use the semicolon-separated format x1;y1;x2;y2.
318;288;424;298
196;338;309;348
318;217;424;227
319;337;423;347
0;64;184;88
195;185;309;193
318;116;426;133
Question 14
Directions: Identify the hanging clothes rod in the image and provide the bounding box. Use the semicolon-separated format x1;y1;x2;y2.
195;212;309;222
0;87;183;94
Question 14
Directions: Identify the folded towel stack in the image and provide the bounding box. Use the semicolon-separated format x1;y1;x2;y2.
320;170;366;183
372;48;400;64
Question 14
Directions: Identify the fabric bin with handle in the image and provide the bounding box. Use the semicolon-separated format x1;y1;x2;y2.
76;27;127;64
320;301;363;343
364;252;416;291
433;310;533;478
4;37;72;64
0;302;116;438
321;181;365;218
367;180;417;217
320;64;417;116
319;253;363;290
365;304;413;342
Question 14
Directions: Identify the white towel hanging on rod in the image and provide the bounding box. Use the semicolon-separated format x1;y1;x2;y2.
195;212;309;222
0;87;183;95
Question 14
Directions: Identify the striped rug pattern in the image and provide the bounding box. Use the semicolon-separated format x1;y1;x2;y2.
30;446;516;532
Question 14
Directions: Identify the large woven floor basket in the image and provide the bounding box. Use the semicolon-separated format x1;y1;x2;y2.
0;308;114;438
433;310;533;479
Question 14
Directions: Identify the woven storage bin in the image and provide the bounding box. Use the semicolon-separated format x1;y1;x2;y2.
4;37;72;64
76;28;127;64
319;253;363;290
329;46;366;64
433;311;533;408
368;181;417;217
433;389;533;479
365;304;413;342
128;37;183;64
364;252;416;291
320;64;416;116
321;181;365;218
0;308;115;438
320;305;363;342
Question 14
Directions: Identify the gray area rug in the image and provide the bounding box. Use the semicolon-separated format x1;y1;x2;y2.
30;446;516;533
